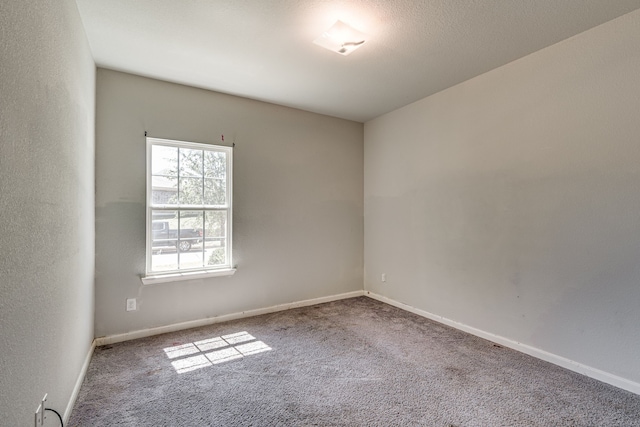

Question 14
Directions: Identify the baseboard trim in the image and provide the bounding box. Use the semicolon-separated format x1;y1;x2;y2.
64;339;96;423
365;291;640;396
95;290;365;346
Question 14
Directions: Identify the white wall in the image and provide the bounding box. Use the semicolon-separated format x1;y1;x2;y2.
0;0;96;424
95;69;363;337
365;10;640;385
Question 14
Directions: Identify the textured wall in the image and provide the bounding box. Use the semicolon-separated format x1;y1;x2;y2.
364;10;640;384
0;0;96;424
95;69;363;337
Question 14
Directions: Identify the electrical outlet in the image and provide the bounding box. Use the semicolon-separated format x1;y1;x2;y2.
126;298;137;311
34;404;42;427
381;273;386;282
40;393;47;426
34;393;47;427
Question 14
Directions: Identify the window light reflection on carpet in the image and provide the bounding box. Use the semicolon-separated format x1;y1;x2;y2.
163;331;272;374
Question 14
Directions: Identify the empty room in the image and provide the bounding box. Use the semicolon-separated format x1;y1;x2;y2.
2;0;640;426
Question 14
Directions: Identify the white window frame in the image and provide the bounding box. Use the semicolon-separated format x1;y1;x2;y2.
142;137;235;284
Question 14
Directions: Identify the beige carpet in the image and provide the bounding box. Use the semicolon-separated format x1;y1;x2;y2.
69;297;640;426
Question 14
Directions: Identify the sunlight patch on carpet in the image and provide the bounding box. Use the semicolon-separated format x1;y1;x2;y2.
164;331;272;373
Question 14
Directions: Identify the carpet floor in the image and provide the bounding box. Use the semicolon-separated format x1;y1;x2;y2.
69;297;640;426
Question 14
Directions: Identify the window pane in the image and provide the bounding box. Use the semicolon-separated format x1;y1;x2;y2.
179;148;203;177
151;210;178;272
148;139;232;275
204;178;226;205
179;211;204;270
179;177;203;205
152;176;178;205
152;145;178;177
204;151;226;179
205;210;227;267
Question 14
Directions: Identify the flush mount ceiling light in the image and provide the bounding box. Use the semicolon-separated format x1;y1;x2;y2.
313;20;366;56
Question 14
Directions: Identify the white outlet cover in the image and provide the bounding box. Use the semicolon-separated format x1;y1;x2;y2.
126;298;137;311
35;404;43;427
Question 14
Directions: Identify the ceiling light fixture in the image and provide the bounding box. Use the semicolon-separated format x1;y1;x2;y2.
313;20;366;56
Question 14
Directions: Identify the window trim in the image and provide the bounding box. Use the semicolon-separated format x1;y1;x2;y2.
141;268;236;285
144;136;233;280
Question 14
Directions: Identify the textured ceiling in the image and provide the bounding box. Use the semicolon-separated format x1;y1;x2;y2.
75;0;640;122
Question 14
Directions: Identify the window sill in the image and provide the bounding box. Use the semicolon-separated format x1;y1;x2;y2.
141;268;236;285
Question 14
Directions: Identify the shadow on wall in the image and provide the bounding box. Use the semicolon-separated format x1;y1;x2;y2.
527;170;640;379
96;201;147;278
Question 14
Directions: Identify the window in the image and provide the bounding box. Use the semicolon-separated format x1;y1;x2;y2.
145;137;233;278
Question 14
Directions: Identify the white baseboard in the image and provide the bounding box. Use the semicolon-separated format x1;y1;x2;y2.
95;290;365;346
64;339;96;423
365;291;640;396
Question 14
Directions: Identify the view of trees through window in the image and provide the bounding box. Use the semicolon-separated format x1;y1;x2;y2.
148;139;232;273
